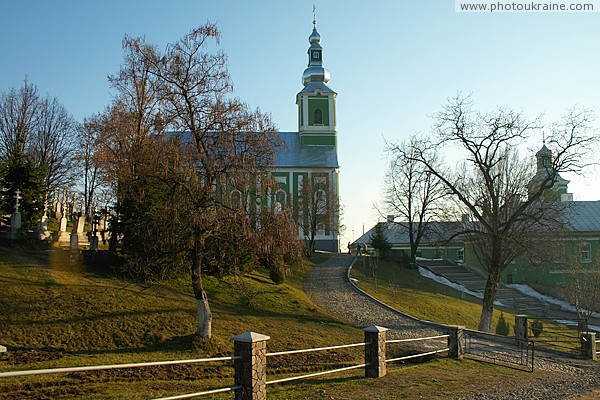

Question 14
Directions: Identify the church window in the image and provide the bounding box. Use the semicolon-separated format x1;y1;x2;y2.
581;242;591;263
314;108;323;125
231;190;242;209
315;189;327;213
317;223;325;236
275;189;286;213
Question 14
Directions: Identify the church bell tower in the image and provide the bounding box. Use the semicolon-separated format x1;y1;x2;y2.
296;21;337;146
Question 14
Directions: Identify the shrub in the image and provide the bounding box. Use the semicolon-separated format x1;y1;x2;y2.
531;319;544;337
495;312;510;336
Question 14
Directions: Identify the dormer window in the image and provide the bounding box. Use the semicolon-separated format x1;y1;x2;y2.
314;108;323;125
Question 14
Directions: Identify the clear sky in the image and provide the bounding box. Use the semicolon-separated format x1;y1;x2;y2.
2;0;600;248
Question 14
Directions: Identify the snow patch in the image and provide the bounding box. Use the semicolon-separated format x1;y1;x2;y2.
418;266;505;306
507;284;600;319
553;319;600;333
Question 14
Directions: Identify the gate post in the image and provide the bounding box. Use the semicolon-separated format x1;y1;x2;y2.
231;332;270;400
447;326;464;360
578;318;589;335
581;332;597;361
363;326;388;378
514;315;528;347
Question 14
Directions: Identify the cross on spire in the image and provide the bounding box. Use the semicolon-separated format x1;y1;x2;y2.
313;4;317;28
542;131;546;144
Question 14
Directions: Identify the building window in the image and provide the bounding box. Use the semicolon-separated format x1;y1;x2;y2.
231;190;242;209
314;108;323;125
316;223;325;236
315;189;327;213
457;248;464;261
581;242;591;263
275;189;286;213
275;189;286;205
553;244;564;263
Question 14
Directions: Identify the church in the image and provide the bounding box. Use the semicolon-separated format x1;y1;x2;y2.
271;23;340;253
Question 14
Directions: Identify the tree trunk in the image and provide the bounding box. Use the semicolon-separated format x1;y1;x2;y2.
478;268;500;332
192;240;212;339
309;232;316;254
410;242;418;267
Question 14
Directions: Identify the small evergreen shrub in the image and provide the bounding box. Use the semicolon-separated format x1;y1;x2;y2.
495;312;510;336
531;319;544;337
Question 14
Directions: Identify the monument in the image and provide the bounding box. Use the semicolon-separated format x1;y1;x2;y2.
10;190;22;239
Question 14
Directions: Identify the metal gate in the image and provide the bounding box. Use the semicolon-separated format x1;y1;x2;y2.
464;330;534;372
527;317;586;356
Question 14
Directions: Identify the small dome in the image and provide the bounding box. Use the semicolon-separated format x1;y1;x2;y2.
302;65;330;85
309;27;321;44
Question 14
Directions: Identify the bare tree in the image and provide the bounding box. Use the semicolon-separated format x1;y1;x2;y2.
75;120;103;219
32;96;78;195
0;79;77;223
382;134;446;264
411;94;597;332
0;79;40;161
562;245;600;322
296;173;340;254
136;24;283;339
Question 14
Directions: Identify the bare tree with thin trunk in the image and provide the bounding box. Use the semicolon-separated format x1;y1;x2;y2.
0;79;40;162
31;96;78;205
382;134;446;265
410;94;597;332
562;245;600;322
296;173;340;254
0;79;78;221
137;24;282;339
75;120;103;220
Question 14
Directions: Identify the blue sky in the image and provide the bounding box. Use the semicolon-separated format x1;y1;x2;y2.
2;0;600;246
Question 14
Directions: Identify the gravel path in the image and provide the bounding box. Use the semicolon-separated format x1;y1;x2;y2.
305;254;600;399
305;254;442;339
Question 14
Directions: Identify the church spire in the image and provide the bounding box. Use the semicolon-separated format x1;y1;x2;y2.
296;18;337;146
302;23;330;86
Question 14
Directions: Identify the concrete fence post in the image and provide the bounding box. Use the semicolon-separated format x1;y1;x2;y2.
231;332;270;400
581;332;597;361
447;326;464;360
363;326;388;378
514;315;529;347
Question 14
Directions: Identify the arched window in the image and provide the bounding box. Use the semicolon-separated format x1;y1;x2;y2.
314;108;323;125
314;189;327;213
275;189;286;213
316;223;325;236
231;190;242;209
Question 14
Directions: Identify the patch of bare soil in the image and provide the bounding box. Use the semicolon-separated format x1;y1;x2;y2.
1;348;65;365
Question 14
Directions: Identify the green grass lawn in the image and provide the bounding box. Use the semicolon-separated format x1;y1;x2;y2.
350;256;511;330
0;247;563;399
350;256;583;353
